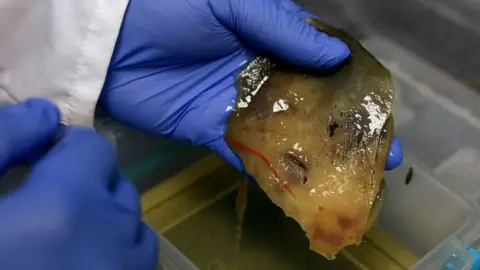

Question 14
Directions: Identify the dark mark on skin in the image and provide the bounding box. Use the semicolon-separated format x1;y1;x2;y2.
328;122;339;137
405;167;414;185
337;216;355;231
311;227;344;246
285;152;308;171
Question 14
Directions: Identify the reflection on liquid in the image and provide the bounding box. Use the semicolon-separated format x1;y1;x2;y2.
165;183;358;270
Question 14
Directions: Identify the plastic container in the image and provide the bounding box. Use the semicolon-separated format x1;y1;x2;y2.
361;37;480;270
94;113;209;193
136;32;480;267
133;1;480;269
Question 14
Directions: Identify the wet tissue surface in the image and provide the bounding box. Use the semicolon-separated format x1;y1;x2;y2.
225;18;395;260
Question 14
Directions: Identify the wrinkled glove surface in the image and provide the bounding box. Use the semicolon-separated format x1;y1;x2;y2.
0;99;158;270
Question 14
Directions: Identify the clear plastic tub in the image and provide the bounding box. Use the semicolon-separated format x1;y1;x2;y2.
136;35;480;266
94;114;209;193
132;1;480;269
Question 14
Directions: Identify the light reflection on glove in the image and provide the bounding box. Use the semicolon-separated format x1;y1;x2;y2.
102;0;403;173
0;99;158;270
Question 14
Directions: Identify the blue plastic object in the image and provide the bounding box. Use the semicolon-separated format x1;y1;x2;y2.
440;246;480;270
467;247;480;270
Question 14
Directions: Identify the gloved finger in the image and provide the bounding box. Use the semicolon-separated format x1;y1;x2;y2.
21;124;67;165
385;136;403;170
0;98;59;175
207;138;245;172
26;126;119;191
108;171;144;245
207;138;258;183
277;0;318;18
210;0;351;69
113;172;141;216
128;223;159;270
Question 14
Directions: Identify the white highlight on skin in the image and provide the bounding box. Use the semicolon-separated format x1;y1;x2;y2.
238;100;248;108
236;75;269;108
361;95;387;135
273;99;289;112
252;76;268;96
236;57;272;109
293;142;303;152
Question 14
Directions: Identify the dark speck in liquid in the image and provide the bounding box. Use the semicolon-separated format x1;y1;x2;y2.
405;167;414;185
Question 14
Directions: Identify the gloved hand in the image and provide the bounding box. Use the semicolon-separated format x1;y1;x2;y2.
0;99;158;270
101;0;403;172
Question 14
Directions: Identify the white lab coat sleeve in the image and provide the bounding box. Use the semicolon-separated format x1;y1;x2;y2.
0;0;129;126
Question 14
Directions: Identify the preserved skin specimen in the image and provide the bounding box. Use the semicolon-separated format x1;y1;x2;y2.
225;18;394;260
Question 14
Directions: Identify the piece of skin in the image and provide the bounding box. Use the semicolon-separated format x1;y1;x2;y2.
225;18;395;259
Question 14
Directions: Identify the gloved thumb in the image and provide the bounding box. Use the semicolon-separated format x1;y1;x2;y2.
0;98;60;174
210;0;351;69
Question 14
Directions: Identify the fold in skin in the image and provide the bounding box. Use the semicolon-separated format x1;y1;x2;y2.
225;18;394;260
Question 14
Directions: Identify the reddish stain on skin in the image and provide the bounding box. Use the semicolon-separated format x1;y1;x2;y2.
225;137;295;198
337;216;356;231
311;227;344;246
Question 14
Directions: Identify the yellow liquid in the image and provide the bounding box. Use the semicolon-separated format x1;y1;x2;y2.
142;155;418;270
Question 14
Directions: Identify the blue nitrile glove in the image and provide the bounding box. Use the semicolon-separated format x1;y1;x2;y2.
101;0;403;173
0;99;158;270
